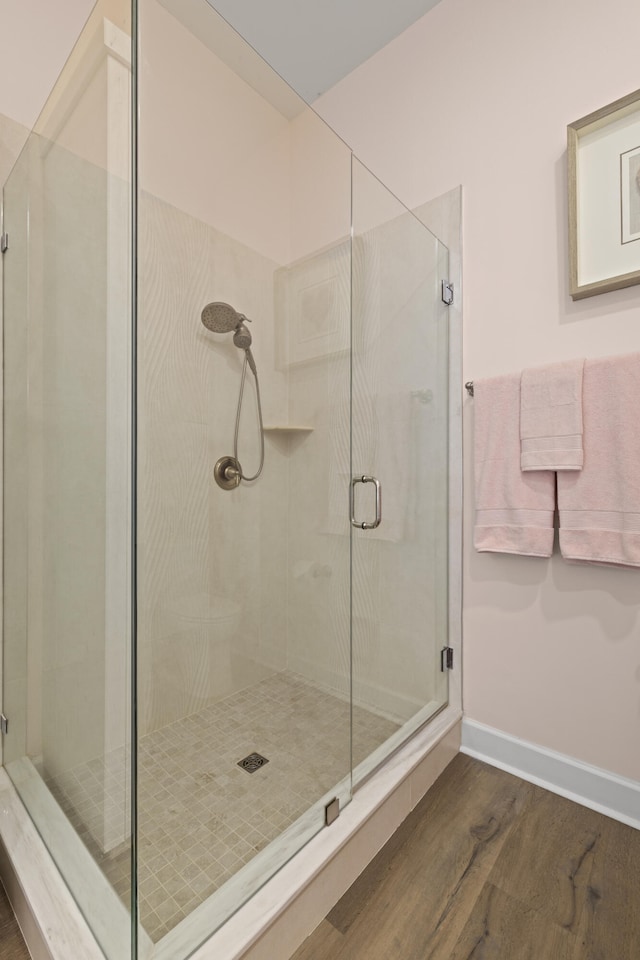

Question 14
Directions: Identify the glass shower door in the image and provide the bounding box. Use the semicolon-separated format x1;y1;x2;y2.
350;158;450;782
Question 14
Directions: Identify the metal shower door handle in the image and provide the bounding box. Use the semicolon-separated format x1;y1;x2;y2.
350;476;382;530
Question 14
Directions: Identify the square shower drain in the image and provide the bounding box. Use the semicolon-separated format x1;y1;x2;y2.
237;752;269;773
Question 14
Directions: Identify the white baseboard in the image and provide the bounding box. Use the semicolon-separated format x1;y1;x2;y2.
461;718;640;831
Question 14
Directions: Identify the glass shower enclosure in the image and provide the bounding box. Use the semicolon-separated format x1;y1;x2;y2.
1;1;451;957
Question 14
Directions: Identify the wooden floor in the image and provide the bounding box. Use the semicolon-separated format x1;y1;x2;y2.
0;883;29;960
292;754;640;960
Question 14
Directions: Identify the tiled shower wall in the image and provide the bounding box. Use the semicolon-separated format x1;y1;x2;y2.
137;192;289;735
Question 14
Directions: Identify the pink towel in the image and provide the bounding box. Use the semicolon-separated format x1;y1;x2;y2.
474;374;556;557
558;353;640;568
520;359;584;471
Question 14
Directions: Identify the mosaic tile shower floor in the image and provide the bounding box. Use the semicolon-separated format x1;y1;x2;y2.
45;671;399;942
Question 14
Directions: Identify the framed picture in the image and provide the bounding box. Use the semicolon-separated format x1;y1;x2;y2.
621;145;640;244
274;239;350;366
568;88;640;299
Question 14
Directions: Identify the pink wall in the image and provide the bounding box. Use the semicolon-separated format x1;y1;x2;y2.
0;0;96;127
315;0;640;781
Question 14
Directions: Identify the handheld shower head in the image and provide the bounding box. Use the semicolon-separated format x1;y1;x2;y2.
232;323;252;350
201;301;246;334
233;325;257;375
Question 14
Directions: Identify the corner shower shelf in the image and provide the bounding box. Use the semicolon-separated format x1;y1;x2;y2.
263;425;314;434
263;425;313;450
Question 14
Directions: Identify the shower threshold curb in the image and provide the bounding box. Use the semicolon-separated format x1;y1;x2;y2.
0;707;461;960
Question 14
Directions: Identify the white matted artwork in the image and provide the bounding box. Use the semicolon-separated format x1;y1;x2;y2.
275;240;350;366
568;87;640;299
621;144;640;244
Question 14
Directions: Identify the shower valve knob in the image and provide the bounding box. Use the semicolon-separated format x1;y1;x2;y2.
214;455;242;490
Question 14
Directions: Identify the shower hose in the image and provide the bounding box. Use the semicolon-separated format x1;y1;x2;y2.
233;353;264;481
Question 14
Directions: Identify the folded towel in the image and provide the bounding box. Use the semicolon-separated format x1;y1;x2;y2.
557;353;640;568
474;374;556;556
520;359;584;471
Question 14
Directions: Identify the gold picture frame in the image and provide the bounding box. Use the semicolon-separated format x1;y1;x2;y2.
568;87;640;299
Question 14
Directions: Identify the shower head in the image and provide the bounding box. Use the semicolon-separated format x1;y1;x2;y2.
201;301;248;334
201;301;257;376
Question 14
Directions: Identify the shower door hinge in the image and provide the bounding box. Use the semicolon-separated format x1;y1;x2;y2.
325;796;340;826
0;233;8;254
0;714;8;735
440;647;454;671
441;280;454;305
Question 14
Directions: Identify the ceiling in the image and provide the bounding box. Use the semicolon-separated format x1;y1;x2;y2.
204;0;444;103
